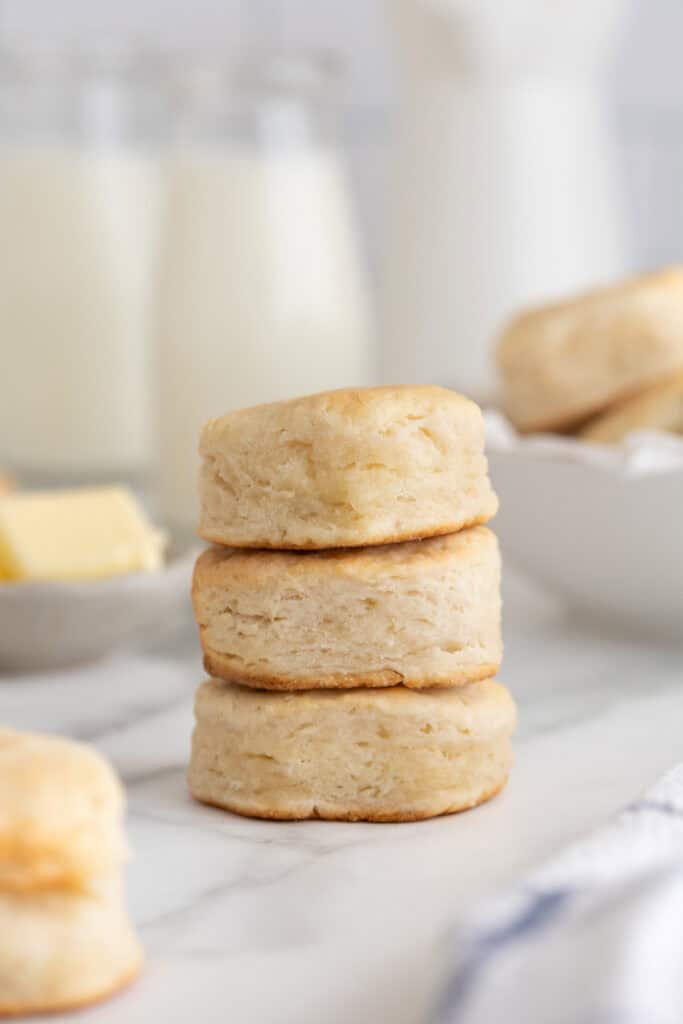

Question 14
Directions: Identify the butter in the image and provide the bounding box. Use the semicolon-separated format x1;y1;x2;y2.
0;486;166;582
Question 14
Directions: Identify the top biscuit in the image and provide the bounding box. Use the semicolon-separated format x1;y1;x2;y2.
0;728;126;893
497;267;683;433
198;386;498;549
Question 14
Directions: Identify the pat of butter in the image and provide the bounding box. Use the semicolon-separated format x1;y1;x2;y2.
0;486;166;582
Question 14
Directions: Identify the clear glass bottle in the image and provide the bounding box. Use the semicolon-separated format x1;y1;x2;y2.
156;53;375;534
0;46;165;486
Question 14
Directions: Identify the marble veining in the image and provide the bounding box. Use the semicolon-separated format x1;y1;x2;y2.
2;567;683;1024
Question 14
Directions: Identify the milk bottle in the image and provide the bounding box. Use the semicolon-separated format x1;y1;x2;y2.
0;48;164;483
156;57;375;531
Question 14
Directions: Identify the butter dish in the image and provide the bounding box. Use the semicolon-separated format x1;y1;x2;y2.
0;547;198;672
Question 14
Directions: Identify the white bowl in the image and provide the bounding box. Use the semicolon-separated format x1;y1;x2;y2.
0;548;199;673
485;413;683;638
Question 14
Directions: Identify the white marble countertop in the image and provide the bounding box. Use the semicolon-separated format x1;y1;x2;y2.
3;567;683;1024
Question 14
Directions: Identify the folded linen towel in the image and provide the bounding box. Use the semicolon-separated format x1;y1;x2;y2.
433;764;683;1024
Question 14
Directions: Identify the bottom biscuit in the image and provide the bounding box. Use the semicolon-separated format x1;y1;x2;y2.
0;881;143;1017
194;776;509;823
188;679;516;823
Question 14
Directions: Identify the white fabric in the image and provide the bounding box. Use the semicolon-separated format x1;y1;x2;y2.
485;409;683;475
433;765;683;1024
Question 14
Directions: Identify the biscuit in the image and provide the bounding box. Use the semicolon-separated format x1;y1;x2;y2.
0;881;142;1016
579;370;683;443
188;678;516;822
0;728;125;892
0;729;142;1015
193;527;501;690
198;386;498;549
497;267;683;433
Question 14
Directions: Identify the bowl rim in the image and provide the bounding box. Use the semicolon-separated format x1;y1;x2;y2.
0;545;200;596
484;409;683;478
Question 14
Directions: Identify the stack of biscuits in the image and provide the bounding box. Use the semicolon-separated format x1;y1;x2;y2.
188;386;516;822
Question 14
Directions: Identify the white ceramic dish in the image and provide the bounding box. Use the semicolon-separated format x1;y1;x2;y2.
0;547;199;672
485;413;683;638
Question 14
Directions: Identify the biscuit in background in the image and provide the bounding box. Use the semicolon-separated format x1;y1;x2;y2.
0;728;142;1015
580;371;683;444
198;385;498;550
193;526;502;690
497;267;683;433
189;678;517;822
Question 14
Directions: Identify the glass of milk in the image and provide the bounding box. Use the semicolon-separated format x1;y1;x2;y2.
156;53;375;534
0;46;164;486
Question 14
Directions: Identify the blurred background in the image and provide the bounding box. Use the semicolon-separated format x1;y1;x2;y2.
2;0;681;272
1;0;681;535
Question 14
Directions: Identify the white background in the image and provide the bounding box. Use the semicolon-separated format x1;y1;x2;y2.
2;0;682;276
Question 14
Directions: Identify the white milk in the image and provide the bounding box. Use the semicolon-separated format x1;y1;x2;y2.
381;0;629;400
156;147;374;531
0;148;162;479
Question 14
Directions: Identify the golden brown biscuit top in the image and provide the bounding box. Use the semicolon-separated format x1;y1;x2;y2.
193;526;498;589
196;676;515;730
200;385;480;451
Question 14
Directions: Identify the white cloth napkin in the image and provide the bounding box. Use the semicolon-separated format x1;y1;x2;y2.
432;764;683;1024
484;409;683;476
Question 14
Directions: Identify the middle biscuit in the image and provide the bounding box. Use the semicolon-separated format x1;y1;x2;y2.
192;525;501;690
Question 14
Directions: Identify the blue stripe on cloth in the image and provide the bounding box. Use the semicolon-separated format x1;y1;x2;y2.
432;888;572;1024
625;800;683;819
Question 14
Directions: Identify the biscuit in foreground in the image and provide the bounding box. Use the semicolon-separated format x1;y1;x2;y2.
579;370;683;443
497;267;683;433
193;527;502;690
188;679;516;822
0;881;142;1016
198;386;498;550
0;727;126;893
0;728;142;1015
